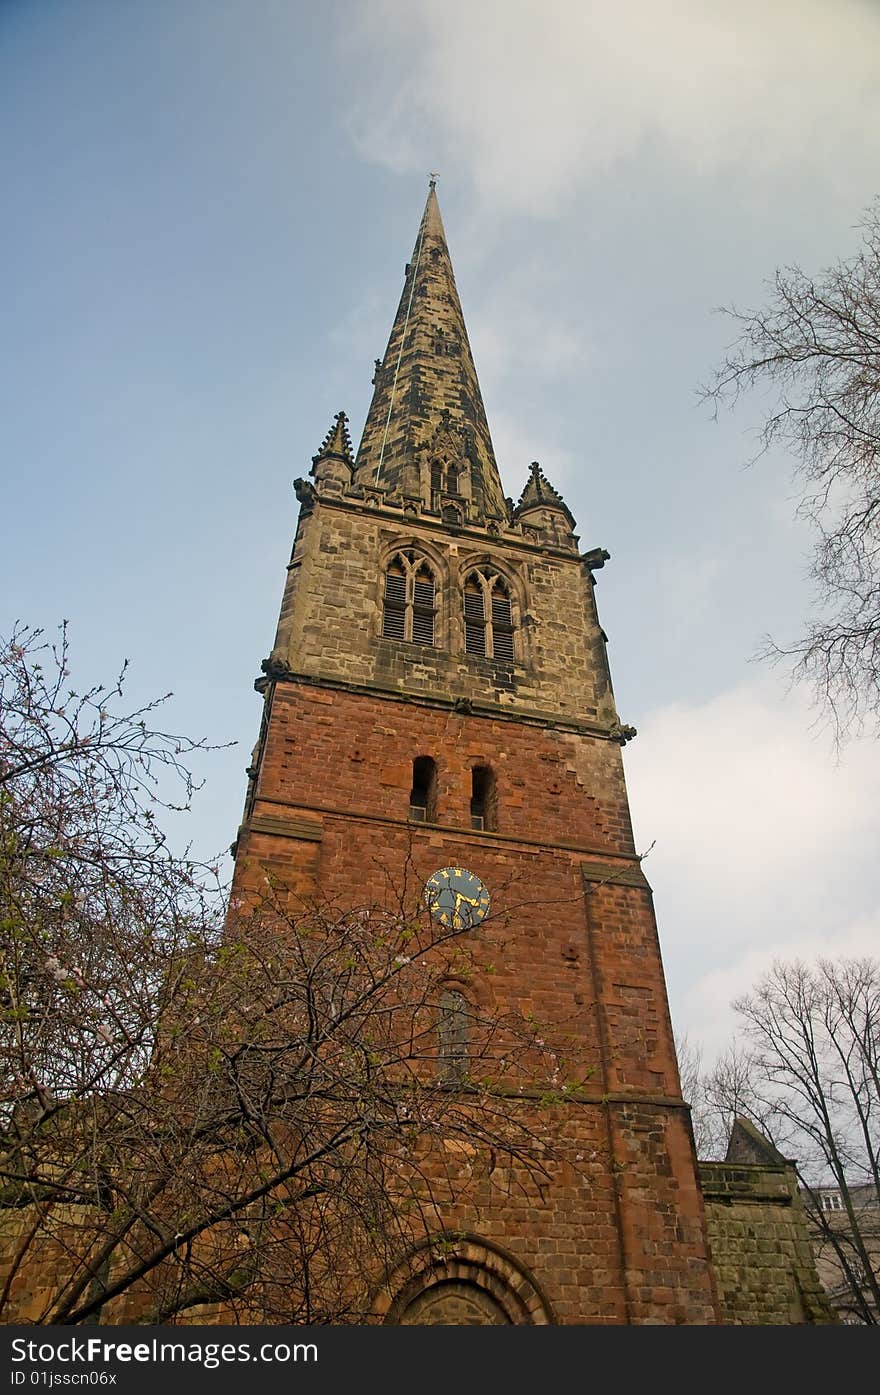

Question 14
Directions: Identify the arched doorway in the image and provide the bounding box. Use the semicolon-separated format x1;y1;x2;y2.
400;1281;510;1325
376;1237;554;1326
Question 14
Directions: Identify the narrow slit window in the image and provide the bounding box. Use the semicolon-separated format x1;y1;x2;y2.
409;756;437;823
438;988;469;1082
470;765;497;832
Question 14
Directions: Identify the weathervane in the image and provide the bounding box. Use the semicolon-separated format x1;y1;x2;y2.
429;171;439;189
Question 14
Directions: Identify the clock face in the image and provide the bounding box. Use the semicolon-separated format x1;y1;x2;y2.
424;866;490;930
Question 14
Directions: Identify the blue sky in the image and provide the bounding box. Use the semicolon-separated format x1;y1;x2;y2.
3;0;879;1056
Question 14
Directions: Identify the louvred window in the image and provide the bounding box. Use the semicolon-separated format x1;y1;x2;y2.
381;553;437;648
463;571;516;664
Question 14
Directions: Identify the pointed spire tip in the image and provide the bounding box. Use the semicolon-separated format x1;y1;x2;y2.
352;182;508;518
312;409;354;469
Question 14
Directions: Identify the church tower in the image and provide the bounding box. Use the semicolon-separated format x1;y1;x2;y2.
231;184;720;1324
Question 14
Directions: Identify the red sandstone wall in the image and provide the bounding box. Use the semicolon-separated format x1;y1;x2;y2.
229;680;720;1324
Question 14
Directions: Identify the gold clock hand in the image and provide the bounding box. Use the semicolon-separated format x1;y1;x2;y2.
452;891;482;926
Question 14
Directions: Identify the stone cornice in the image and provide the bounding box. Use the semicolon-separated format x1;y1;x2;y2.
247;793;645;866
256;663;636;744
291;486;610;572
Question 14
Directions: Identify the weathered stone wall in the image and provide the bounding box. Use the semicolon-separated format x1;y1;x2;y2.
4;1155;835;1325
268;496;619;730
0;1202;244;1325
699;1161;836;1324
246;680;633;851
0;1206;80;1323
229;678;720;1324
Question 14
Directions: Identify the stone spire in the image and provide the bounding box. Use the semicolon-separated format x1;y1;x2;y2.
354;183;508;521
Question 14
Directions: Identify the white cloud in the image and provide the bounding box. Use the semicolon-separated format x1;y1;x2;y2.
334;0;880;1066
625;676;880;1056
682;911;880;1059
345;0;880;213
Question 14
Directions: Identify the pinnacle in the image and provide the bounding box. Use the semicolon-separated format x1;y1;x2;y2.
312;410;354;468
514;462;576;526
516;461;564;508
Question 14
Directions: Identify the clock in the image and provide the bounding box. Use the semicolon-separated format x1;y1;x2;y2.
424;866;490;930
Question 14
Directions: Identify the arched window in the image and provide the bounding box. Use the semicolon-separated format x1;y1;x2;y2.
491;579;514;663
382;559;406;639
464;575;485;654
470;765;497;832
382;552;437;646
463;569;516;662
430;457;464;501
438;988;469;1082
412;564;435;645
409;756;437;823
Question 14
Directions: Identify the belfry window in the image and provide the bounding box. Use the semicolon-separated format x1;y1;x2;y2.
409;756;437;823
470;765;497;832
464;577;485;654
463;570;516;663
431;458;463;501
412;567;435;645
382;552;437;646
382;561;407;640
491;584;514;663
438;988;469;1082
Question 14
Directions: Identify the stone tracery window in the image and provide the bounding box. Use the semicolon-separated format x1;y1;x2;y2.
430;456;464;502
463;569;515;662
382;551;437;646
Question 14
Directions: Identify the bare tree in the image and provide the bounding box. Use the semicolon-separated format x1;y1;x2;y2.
702;957;880;1323
702;199;880;736
0;621;225;1104
676;1034;756;1162
0;625;576;1324
2;895;566;1325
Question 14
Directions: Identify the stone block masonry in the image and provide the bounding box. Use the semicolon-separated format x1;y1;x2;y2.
231;678;720;1323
